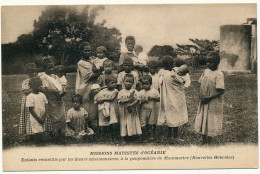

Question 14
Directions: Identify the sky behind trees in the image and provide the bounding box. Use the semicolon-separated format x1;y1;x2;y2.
2;4;256;53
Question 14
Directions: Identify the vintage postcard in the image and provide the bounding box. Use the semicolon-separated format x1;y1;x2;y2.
1;2;258;172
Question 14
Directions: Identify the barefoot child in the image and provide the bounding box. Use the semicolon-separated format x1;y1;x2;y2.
158;56;188;140
195;52;225;144
65;94;94;140
118;73;142;142
19;63;38;136
26;77;48;143
139;75;160;140
96;75;118;141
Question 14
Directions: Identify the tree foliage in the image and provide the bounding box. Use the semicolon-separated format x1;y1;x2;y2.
2;6;122;74
148;45;177;59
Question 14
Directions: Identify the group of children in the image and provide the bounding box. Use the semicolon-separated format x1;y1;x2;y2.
19;35;225;145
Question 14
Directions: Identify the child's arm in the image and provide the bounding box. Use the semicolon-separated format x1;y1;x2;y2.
200;89;224;104
29;107;44;124
101;91;118;103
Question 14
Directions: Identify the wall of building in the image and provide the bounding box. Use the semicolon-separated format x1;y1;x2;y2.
219;25;252;72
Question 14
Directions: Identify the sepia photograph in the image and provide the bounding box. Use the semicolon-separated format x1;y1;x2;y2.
1;1;258;172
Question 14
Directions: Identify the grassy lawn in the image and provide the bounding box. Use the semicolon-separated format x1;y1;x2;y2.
2;71;258;149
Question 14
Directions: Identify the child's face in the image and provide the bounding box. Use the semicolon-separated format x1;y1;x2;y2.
104;63;113;74
206;57;218;70
57;70;63;77
123;62;133;73
135;48;142;54
82;46;91;59
27;69;38;78
45;63;54;75
96;49;105;59
125;40;135;52
142;79;151;91
107;80;117;90
32;82;43;93
124;77;134;90
149;66;157;75
72;99;81;110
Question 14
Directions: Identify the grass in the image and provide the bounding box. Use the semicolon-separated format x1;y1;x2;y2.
2;71;258;149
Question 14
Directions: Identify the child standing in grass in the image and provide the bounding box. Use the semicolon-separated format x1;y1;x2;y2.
117;58;139;90
26;77;48;143
157;56;188;140
118;73;142;142
65;94;94;140
139;75;160;140
195;52;225;145
96;75;118;141
19;63;38;136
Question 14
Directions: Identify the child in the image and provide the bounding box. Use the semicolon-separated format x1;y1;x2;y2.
194;52;225;144
118;36;136;71
92;46;108;71
65;94;94;140
53;65;67;101
139;75;160;140
157;56;188;140
97;59;118;88
147;60;160;92
171;64;191;90
26;77;48;143
54;65;67;93
118;73;142;142
117;58;139;90
19;63;38;136
133;45;148;67
96;75;118;141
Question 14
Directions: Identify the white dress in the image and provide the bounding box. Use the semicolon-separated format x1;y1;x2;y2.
26;92;48;134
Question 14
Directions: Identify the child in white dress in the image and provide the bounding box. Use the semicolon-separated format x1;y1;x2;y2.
26;77;48;143
96;76;118;141
147;60;160;92
92;46;108;71
19;63;38;136
65;94;94;140
195;52;225;144
139;75;160;140
118;73;142;142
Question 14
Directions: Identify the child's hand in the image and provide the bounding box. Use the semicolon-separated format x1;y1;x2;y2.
200;96;211;104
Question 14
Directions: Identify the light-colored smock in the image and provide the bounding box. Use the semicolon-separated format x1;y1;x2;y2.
75;59;97;121
96;88;119;126
195;69;225;137
139;88;160;127
157;69;188;127
118;89;142;136
26;92;48;134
